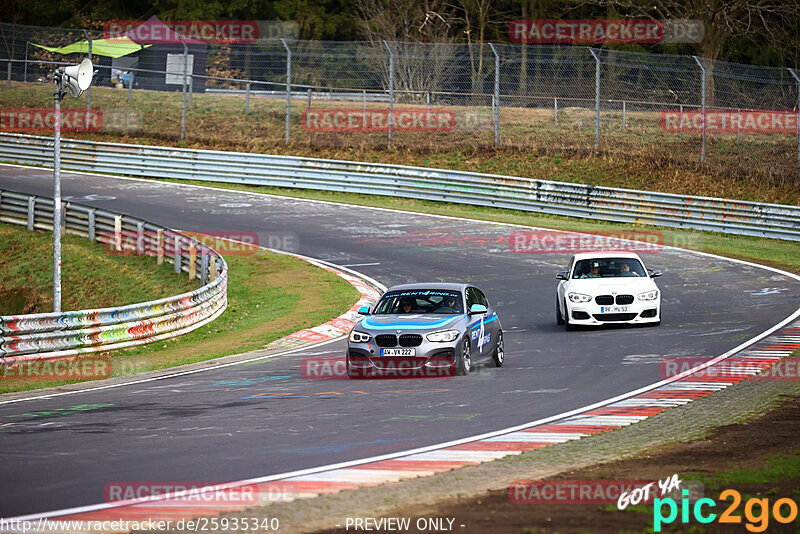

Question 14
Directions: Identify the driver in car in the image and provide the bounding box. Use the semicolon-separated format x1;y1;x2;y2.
581;261;602;278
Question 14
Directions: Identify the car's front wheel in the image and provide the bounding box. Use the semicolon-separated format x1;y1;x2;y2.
492;330;504;368
456;337;471;376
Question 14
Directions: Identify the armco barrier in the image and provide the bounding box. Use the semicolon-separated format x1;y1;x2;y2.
0;133;797;241
0;189;228;361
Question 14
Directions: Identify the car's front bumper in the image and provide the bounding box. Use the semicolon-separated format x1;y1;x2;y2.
566;300;660;325
346;339;459;377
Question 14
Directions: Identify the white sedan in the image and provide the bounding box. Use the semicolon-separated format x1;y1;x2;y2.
556;252;662;329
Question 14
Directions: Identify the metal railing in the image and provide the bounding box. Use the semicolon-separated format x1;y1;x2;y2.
0;187;228;360
0;132;798;241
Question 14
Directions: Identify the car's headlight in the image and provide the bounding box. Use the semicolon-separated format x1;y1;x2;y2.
426;330;460;343
568;293;592;303
637;290;659;301
349;331;371;343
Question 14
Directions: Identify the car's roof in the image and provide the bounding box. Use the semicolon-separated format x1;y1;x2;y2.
572;251;643;261
384;282;468;293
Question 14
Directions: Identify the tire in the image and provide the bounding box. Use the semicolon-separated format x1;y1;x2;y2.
556;297;565;325
456;337;472;376
492;330;504;368
347;360;364;379
564;300;575;331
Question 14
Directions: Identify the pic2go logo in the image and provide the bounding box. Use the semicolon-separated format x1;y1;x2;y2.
653;489;799;532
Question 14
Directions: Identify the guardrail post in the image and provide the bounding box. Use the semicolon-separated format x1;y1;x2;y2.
189;242;197;279
789;68;800;171
693;56;706;164
27;196;35;230
180;43;188;141
87;208;95;241
554;97;558;126
489;43;500;149
245;82;250;113
281;38;291;144
589;48;600;150
114;215;122;251
210;255;217;282
383;40;395;148
136;222;144;255
173;234;182;274
201;250;209;285
157;228;164;265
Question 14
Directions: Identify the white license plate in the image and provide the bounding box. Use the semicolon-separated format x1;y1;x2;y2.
380;348;416;357
600;306;629;313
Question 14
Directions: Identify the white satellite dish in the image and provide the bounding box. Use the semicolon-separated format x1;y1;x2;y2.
60;58;93;97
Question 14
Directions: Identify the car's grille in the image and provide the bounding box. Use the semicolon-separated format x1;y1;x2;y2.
399;334;423;347
375;334;397;347
592;313;638;322
616;295;634;305
595;295;614;305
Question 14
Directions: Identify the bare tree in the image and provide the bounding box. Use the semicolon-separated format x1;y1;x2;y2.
355;0;459;97
576;0;800;103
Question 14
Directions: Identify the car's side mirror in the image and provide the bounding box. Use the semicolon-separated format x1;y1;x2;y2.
648;269;662;278
469;304;488;315
556;271;568;280
358;306;371;315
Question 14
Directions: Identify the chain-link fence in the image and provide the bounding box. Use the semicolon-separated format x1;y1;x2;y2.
1;22;798;185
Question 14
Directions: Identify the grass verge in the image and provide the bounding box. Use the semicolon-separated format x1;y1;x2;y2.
0;225;359;394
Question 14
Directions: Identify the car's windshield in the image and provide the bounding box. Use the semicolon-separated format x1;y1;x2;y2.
373;289;464;314
572;258;647;279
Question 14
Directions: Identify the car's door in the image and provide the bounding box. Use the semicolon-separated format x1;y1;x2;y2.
474;287;499;358
557;256;575;306
467;286;494;359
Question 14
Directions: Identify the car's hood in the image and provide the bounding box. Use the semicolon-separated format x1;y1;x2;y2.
359;314;463;331
567;277;657;295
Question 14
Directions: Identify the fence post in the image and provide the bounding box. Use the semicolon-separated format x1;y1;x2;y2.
83;30;92;130
693;56;706;164
362;90;366;128
6;61;10;89
489;43;500;149
173;235;182;273
188;76;193;107
622;101;626;130
736;109;741;143
127;71;133;102
383;40;394;148
588;48;600;150
180;43;188;141
281;38;291;144
679;104;683;135
307;88;311;111
244;82;250;112
27;196;35;230
789;68;800;171
554;97;558;126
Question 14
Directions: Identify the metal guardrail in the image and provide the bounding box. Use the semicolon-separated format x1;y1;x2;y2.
0;188;228;361
0;133;798;241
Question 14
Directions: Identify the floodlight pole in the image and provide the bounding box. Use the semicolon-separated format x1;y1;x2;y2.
52;75;64;313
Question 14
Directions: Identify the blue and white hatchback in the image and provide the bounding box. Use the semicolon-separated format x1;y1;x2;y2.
346;283;504;378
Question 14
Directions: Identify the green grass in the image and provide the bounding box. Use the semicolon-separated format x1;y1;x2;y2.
0;224;359;394
0;221;199;314
146;177;800;275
